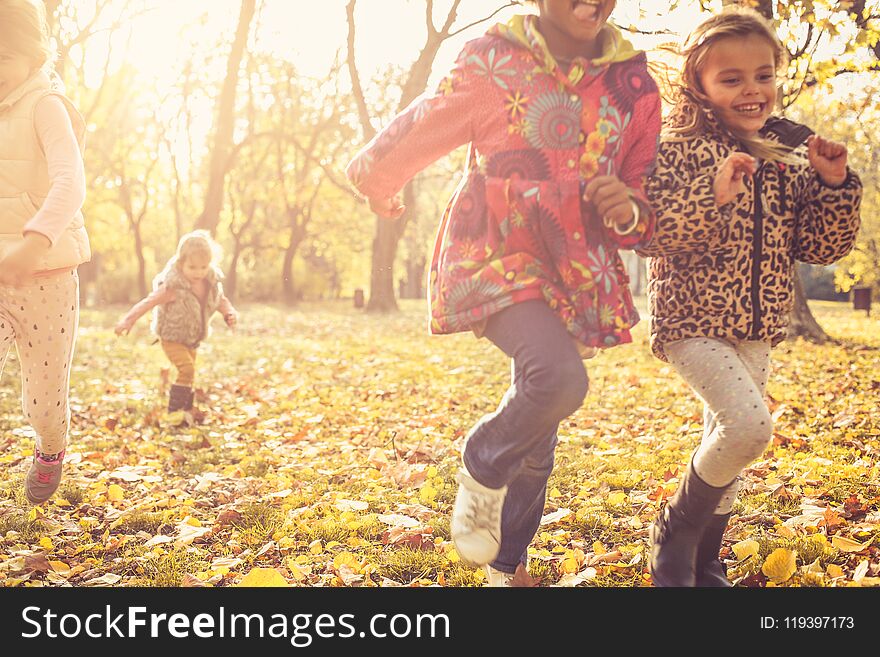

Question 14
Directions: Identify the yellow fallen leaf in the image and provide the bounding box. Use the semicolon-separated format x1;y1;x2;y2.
107;484;124;502
446;548;460;563
827;564;845;578
809;534;828;545
561;557;580;574
593;541;607;556
53;498;72;507
309;540;323;554
49;561;70;575
184;516;202;527
607;492;627;506
333;552;361;573
762;548;797;583
832;536;867;553
774;525;795;538
419;484;437;505
39;537;53;550
732;539;760;561
549;487;562;499
236;567;289;587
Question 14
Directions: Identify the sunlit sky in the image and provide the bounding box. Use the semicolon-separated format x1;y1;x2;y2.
95;0;710;90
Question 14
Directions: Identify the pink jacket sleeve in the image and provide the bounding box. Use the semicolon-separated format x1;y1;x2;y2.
22;96;86;245
120;286;176;327
602;89;661;250
345;43;485;201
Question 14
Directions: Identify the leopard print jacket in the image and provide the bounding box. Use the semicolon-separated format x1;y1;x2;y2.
639;117;862;361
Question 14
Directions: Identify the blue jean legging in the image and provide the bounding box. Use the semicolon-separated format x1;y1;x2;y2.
462;300;589;574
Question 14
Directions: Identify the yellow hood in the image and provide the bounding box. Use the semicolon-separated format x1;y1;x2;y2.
491;14;641;85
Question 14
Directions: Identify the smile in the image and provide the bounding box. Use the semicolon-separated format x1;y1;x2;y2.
733;103;766;115
572;0;601;22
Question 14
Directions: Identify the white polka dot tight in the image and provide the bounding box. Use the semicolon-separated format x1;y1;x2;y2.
665;337;773;513
0;270;79;455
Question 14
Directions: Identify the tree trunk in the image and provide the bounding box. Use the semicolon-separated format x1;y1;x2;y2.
194;0;256;234
133;225;147;298
367;183;413;312
787;269;829;343
282;220;306;306
226;244;242;302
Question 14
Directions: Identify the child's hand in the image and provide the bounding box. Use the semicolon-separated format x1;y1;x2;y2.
807;135;847;187
368;195;406;219
224;311;238;328
0;233;50;286
114;318;133;336
713;152;756;207
583;176;636;229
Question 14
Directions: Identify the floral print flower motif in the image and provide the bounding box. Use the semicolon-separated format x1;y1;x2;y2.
586;131;606;155
586;245;616;294
605;58;654;115
599;303;616;327
468;48;517;90
595;119;613;138
437;75;455;97
525;90;581;150
486;149;551;181
580;153;599;179
505;90;529;119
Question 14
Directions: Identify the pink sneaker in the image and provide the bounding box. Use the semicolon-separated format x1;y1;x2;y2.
25;449;65;504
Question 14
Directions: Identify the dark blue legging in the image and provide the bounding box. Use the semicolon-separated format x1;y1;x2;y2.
462;300;588;574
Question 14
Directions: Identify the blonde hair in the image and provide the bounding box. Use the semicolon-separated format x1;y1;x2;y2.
155;230;223;288
0;0;54;69
663;6;802;164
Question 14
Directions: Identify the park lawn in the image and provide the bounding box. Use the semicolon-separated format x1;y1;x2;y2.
0;299;878;587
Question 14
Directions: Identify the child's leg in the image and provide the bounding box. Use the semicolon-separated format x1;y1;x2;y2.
161;341;196;386
665;338;772;487
15;273;79;455
1;301;13;377
458;300;588;571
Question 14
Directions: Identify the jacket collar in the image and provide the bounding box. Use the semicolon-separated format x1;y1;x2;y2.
0;70;52;113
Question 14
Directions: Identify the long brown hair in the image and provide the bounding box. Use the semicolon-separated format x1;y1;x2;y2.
663;6;802;164
0;0;53;69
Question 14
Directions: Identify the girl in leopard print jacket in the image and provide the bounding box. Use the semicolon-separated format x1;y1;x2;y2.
638;7;861;588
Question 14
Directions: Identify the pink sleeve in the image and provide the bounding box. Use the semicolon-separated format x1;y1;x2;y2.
603;88;661;249
216;294;234;316
120;286;176;326
345;42;484;201
23;96;86;245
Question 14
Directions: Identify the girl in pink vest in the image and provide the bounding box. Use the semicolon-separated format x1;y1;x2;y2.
0;0;90;504
347;0;660;585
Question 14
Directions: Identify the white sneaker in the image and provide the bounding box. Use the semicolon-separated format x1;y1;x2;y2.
484;564;515;587
451;467;507;567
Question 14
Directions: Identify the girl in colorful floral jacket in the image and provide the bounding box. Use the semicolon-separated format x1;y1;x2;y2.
346;0;660;585
639;7;861;587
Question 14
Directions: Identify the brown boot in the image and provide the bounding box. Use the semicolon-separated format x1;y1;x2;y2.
649;463;731;587
695;513;733;587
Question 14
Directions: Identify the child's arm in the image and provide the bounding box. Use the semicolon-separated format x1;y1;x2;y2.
22;96;86;247
216;294;237;328
115;286;175;336
793;135;862;265
636;140;734;257
345;42;484;209
598;88;663;250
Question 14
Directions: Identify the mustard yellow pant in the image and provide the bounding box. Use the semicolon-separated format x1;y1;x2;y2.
161;341;197;386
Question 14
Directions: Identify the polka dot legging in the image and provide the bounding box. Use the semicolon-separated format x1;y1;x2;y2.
0;270;79;455
664;337;773;513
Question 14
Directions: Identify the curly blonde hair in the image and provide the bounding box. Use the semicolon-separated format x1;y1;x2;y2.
0;0;54;69
663;5;801;164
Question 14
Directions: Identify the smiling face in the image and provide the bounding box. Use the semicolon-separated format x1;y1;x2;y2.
537;1;617;58
0;45;35;102
698;33;778;138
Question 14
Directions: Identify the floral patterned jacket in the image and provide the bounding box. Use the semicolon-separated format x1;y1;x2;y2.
346;15;661;352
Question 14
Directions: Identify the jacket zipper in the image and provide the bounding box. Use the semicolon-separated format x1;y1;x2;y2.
751;167;764;339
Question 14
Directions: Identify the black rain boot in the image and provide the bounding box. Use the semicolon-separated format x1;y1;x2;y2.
168;384;194;412
649;462;731;587
695;513;733;587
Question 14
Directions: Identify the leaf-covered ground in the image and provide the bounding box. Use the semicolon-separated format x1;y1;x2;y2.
1;300;878;587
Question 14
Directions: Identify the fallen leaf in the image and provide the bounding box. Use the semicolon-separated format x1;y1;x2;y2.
236;567;289;587
732;539;760;560
832;536;868;553
762;548;797;583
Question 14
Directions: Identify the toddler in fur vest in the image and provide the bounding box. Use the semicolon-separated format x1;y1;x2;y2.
115;230;237;412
